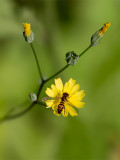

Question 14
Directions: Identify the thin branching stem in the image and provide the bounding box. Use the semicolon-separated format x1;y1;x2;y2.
36;45;92;97
0;101;46;123
0;102;35;123
37;100;46;106
45;64;69;83
30;43;44;81
79;44;92;58
1;45;92;123
37;64;69;97
37;45;92;96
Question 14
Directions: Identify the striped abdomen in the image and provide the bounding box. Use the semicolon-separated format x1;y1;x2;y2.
58;93;69;114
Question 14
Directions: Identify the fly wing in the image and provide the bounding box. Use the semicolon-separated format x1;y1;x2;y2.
41;97;52;102
42;96;60;102
42;97;56;109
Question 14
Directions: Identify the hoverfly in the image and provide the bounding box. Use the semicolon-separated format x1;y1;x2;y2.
42;92;78;116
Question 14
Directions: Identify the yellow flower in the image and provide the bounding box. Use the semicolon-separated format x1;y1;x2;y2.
23;23;31;37
99;22;111;37
44;78;85;117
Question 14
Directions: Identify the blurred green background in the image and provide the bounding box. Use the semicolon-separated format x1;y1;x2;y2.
0;0;120;160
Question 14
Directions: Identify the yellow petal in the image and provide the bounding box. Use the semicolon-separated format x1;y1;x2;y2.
46;100;55;108
69;90;85;101
68;78;76;88
65;104;78;116
77;102;85;108
68;99;85;108
63;78;76;93
63;82;69;93
75;90;85;99
45;88;55;98
52;104;60;116
51;84;60;97
55;78;63;95
62;108;68;117
54;110;60;116
69;84;80;96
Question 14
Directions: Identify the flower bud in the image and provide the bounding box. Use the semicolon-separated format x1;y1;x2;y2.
29;92;37;102
23;23;34;43
91;22;110;46
66;51;79;66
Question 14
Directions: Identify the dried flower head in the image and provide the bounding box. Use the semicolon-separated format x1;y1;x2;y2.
42;78;85;117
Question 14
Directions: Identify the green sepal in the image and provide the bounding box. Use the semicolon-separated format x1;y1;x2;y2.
23;31;34;43
91;31;103;46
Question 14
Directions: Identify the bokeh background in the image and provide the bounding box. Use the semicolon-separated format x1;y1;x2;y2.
0;0;120;160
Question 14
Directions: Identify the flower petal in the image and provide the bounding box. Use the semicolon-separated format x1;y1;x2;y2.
63;82;69;92
55;78;63;95
62;108;68;117
68;99;85;108
69;90;85;101
68;78;76;88
74;90;85;99
77;102;85;108
45;88;55;98
51;84;60;97
63;78;76;93
52;104;60;116
46;100;55;108
69;84;80;96
54;110;60;116
65;104;78;116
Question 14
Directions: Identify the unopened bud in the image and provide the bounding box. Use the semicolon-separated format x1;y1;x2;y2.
23;23;34;43
91;22;110;46
66;51;79;66
29;92;37;102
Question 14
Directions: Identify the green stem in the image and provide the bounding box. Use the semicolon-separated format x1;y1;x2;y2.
30;43;44;81
37;64;69;97
0;102;36;123
79;44;92;58
0;101;45;123
45;64;69;83
37;100;46;106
